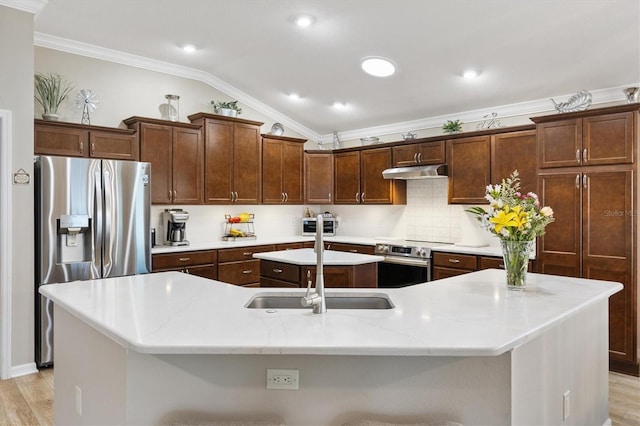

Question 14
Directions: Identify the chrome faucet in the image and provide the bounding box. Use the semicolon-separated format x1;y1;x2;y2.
301;214;327;313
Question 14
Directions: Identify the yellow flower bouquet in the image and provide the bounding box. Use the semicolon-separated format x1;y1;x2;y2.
467;170;554;289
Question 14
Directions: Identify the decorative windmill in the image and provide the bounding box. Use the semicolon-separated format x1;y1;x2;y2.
75;89;99;125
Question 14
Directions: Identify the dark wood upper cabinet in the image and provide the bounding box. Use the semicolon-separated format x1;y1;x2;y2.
447;135;491;204
262;134;306;204
490;129;537;195
392;140;446;167
188;113;264;204
124;117;203;204
34;119;138;160
304;152;333;204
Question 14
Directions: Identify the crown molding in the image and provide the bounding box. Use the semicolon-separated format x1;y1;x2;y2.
0;0;46;14
34;32;322;141
34;33;635;144
327;85;635;142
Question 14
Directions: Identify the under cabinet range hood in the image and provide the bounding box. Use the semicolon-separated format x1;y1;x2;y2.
382;164;447;179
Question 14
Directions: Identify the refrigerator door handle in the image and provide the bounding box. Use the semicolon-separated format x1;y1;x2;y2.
93;170;104;276
103;169;113;276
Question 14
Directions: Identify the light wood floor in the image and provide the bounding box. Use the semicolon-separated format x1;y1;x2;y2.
0;369;638;425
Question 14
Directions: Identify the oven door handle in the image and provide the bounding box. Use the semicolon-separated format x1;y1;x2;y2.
381;256;430;267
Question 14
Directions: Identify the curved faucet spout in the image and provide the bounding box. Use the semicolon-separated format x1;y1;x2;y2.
301;214;327;313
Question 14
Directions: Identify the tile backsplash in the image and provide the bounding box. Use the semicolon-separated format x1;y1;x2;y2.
405;178;495;246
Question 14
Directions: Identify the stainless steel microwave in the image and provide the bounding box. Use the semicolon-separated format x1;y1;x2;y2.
302;217;337;236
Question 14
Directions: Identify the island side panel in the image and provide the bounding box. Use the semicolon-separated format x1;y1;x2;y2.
124;352;512;425
511;299;610;425
53;306;128;425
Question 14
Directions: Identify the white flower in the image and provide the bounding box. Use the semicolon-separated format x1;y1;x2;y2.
540;206;554;217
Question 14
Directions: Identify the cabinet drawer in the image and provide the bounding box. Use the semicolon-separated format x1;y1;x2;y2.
218;245;276;262
260;277;301;288
326;242;375;255
276;242;305;251
479;256;533;272
433;252;477;270
152;250;217;270
432;266;472;280
260;260;300;283
218;260;260;285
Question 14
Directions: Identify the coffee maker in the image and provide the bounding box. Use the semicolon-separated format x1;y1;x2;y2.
162;208;190;246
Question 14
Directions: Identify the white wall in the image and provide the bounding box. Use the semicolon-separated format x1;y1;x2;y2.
0;5;36;375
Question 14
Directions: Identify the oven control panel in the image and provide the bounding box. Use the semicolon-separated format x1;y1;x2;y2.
375;243;430;258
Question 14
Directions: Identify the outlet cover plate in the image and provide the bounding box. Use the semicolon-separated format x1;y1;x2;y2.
266;368;299;390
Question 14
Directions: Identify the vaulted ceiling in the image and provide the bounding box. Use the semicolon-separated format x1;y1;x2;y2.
30;0;640;139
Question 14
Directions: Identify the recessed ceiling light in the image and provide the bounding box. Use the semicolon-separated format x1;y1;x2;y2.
463;69;478;79
361;57;396;77
295;15;314;28
332;101;347;109
181;44;196;53
289;93;301;100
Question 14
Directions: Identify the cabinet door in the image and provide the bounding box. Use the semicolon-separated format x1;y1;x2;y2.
361;148;395;204
204;120;234;203
583;112;635;166
447;136;490;204
261;137;285;203
392;143;420;167
282;141;304;203
491;130;537;195
418;141;446;165
537;118;582;169
140;123;173;204
536;172;581;278
34;124;87;157
304;153;333;204
334;151;361;204
89;131;139;161
305;266;353;288
186;265;218;280
326;242;375;255
233;123;262;204
172;127;203;204
218;260;260;286
582;170;634;363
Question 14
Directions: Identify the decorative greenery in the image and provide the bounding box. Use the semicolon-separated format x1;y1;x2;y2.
466;170;555;242
34;73;74;115
442;119;463;134
211;100;242;114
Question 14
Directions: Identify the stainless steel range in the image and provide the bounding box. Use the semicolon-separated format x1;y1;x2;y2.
374;240;451;288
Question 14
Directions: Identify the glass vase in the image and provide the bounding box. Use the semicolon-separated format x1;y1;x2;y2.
500;240;534;290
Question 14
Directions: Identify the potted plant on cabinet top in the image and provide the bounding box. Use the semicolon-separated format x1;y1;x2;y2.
211;100;243;117
34;72;74;121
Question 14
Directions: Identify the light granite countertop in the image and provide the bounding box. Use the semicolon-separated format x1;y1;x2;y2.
40;269;621;357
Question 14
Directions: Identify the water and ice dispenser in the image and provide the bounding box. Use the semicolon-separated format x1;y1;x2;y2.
56;214;91;263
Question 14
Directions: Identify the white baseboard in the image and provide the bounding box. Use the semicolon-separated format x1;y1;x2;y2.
10;362;38;378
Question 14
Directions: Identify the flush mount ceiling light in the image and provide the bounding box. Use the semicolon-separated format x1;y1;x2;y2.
332;101;347;109
295;15;314;28
361;57;396;77
181;44;196;53
463;69;479;79
288;93;301;100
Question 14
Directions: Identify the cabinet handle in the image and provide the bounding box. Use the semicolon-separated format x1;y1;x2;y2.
230;192;234;202
575;149;580;163
582;174;588;189
281;193;285;202
582;149;587;163
185;268;190;274
417;152;422;163
234;191;239;202
243;252;253;256
413;153;418;164
79;142;84;154
169;190;173;200
575;174;580;189
272;268;283;273
448;258;460;264
242;269;253;274
91;143;95;154
179;257;191;262
349;249;358;253
361;192;365;203
173;190;177;200
284;192;288;202
326;244;332;249
355;192;360;203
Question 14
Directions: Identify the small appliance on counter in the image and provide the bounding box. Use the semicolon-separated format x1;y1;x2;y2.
302;211;337;236
162;208;190;246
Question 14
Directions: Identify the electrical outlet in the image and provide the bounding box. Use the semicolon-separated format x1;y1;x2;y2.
563;390;570;420
75;385;82;416
266;368;299;390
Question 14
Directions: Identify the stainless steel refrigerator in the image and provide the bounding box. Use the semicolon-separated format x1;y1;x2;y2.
34;156;151;367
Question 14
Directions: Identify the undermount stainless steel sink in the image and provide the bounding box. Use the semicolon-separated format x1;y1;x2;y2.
245;292;394;310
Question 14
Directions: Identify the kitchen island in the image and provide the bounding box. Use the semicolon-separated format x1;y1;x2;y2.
41;270;621;425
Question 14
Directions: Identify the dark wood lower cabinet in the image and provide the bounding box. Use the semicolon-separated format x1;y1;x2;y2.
260;260;377;288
